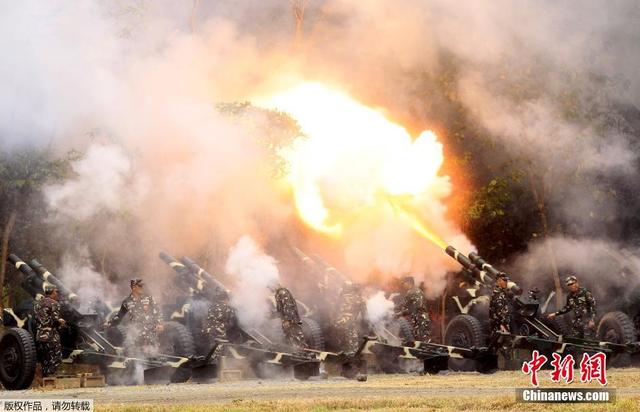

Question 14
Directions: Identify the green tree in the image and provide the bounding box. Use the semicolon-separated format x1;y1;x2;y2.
0;148;76;313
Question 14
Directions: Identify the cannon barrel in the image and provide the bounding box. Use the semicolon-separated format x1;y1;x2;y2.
445;246;491;284
159;252;212;298
180;257;229;297
29;259;78;301
445;246;523;295
467;251;523;295
8;254;47;298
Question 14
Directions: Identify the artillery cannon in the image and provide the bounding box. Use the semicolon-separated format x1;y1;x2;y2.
291;247;495;375
443;245;640;370
159;252;323;380
0;255;216;390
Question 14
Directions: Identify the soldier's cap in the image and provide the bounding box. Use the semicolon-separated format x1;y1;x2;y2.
565;275;578;286
130;278;144;288
496;272;510;281
401;276;415;285
43;285;58;295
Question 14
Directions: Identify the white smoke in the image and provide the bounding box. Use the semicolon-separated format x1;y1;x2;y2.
44;143;144;221
365;290;395;324
511;236;640;312
225;235;280;328
57;246;121;313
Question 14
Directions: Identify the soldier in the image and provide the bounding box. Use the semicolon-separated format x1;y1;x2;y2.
396;276;431;342
489;272;512;340
33;285;66;377
271;284;308;349
202;290;237;350
548;275;597;338
335;282;368;355
107;279;164;353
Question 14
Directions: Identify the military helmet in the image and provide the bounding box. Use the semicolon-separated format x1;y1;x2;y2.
401;276;415;285
130;278;144;288
565;275;578;286
43;284;58;295
496;272;510;281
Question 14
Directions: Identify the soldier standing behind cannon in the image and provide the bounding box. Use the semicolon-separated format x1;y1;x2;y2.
548;275;596;338
271;284;308;348
202;290;237;356
489;272;512;340
106;279;164;353
336;283;368;355
396;276;431;342
33;285;66;377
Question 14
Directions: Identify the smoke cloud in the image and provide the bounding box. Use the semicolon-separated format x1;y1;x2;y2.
2;0;639;309
225;235;280;328
366;291;395;325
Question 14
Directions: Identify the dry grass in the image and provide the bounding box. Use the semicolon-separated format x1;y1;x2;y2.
95;396;640;412
88;368;640;412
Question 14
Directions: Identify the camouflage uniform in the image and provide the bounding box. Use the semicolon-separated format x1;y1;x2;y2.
33;296;65;377
397;286;431;342
110;294;163;348
489;286;511;339
336;287;368;354
202;299;237;357
274;287;308;348
554;287;597;338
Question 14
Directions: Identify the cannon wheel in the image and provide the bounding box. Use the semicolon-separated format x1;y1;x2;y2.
544;317;571;337
392;317;415;343
159;321;196;383
597;311;637;367
301;317;325;350
293;362;320;380
444;315;486;372
0;328;36;390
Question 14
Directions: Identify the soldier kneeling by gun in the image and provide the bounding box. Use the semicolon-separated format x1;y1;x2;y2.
104;279;164;355
34;285;67;377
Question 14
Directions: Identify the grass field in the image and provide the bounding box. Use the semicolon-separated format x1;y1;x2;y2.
16;367;640;411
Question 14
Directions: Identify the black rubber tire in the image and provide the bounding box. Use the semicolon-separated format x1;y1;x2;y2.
0;328;37;390
444;315;487;372
301;317;325;350
544;317;571;337
391;317;415;343
104;325;128;347
159;321;196;383
597;311;637;367
293;362;320;380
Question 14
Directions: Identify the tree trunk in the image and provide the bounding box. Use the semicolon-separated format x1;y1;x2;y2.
0;210;17;314
291;0;307;46
527;169;563;309
190;0;201;33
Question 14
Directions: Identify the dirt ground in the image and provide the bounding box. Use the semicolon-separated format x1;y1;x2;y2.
5;368;640;411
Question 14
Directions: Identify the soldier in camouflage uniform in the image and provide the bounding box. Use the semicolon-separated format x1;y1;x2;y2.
272;284;308;348
548;275;597;338
336;283;368;355
396;276;431;342
202;290;237;357
489;272;512;341
107;279;164;353
33;286;66;377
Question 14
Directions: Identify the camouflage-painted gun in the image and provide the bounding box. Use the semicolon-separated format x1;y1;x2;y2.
0;255;218;390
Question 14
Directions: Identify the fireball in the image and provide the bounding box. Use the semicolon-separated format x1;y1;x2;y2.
256;82;449;249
